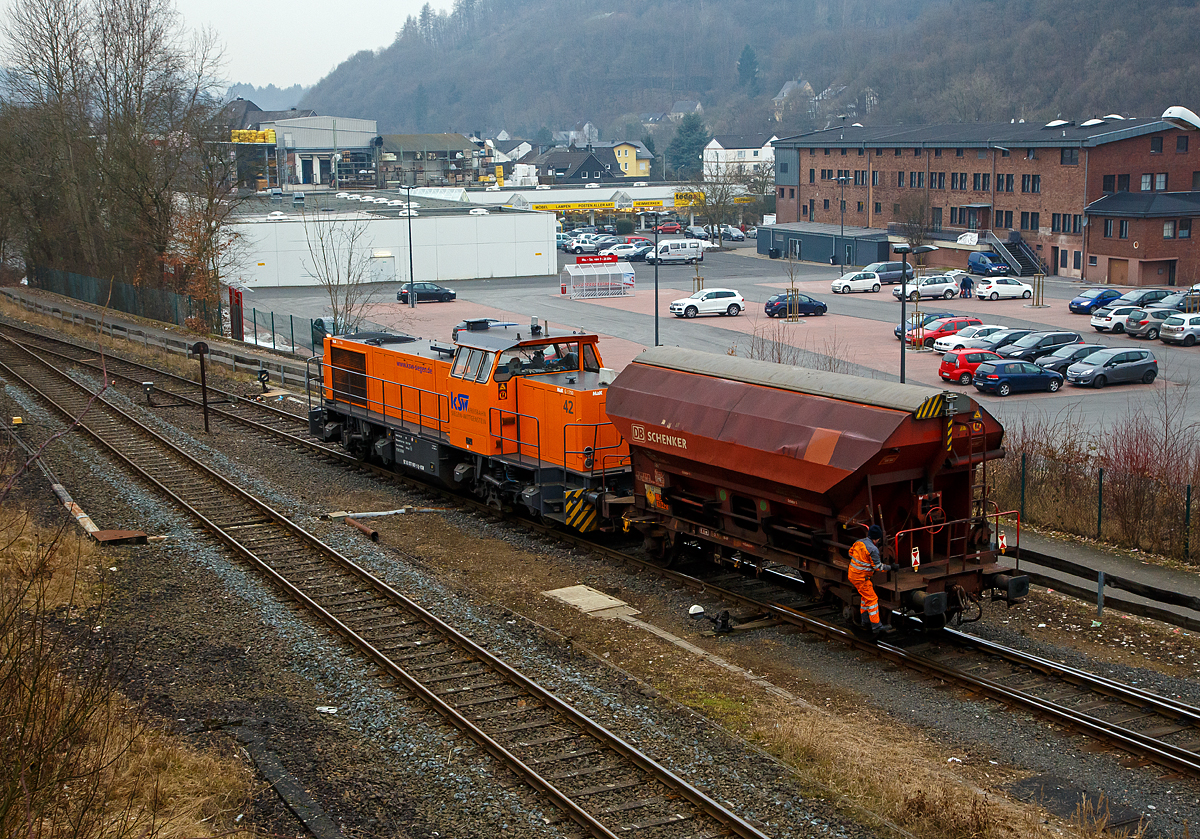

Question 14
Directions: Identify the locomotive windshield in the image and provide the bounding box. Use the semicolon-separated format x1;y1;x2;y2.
493;341;600;382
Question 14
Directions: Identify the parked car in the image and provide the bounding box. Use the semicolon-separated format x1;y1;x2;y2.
719;225;745;241
599;243;646;260
654;221;683;234
1148;291;1200;312
976;277;1033;300
556;232;571;249
907;316;983;348
1111;288;1170;309
670;288;745;318
398;282;456;303
1066;348;1158;387
598;224;617;235
962;328;1035;352
932;324;1007;352
1089;305;1143;333
967;252;1011;276
892;274;962;301
831;271;882;294
646;239;705;264
1035;343;1108;375
996;331;1083;361
765;292;827;317
745;226;758;239
571;225;597;235
1068;287;1123;314
940;348;1003;385
627;244;654;262
894;311;956;339
973;360;1064;396
1160;312;1200;346
1125;308;1176;340
625;235;653;246
592;235;623;249
567;238;599;254
863;261;915;284
684;225;710;239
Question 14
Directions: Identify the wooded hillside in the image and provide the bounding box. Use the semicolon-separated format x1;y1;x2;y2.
300;0;1200;142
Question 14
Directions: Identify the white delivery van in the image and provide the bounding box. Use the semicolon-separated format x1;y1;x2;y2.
645;238;705;265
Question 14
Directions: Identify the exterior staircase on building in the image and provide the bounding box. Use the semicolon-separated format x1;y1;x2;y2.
986;232;1044;277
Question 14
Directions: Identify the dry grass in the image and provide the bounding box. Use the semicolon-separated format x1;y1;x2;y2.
0;507;256;839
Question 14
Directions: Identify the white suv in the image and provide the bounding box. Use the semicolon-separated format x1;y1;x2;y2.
670;288;745;318
892;274;963;301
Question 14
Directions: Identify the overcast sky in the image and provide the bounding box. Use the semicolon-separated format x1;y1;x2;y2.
183;0;452;88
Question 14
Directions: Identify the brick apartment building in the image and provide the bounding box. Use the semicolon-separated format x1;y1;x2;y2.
771;118;1200;285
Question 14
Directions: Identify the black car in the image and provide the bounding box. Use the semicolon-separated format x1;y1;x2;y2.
996;331;1083;361
592;235;624;249
1035;343;1106;374
1149;291;1200;312
398;282;456;303
765;292;827;317
627;244;654;262
599;224;617;235
972;328;1034;352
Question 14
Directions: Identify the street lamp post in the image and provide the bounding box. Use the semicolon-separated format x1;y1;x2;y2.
652;211;661;346
406;184;416;309
893;243;938;383
836;174;850;275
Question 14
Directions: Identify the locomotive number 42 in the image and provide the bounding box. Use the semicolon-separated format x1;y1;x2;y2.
562;399;574;415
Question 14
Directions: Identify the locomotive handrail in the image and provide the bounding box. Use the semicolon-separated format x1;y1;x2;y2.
489;406;542;467
320;357;450;434
562;421;627;477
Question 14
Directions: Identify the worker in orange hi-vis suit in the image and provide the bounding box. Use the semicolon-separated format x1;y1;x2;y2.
848;525;896;635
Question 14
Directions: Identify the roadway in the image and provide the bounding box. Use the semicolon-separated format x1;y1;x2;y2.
244;244;1200;430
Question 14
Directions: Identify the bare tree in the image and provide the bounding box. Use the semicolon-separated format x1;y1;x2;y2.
300;210;379;334
687;161;747;247
896;192;933;258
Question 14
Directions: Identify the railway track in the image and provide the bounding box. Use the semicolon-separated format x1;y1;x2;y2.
10;321;1200;783
0;333;772;839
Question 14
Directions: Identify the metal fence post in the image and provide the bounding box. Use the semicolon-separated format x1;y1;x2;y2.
1097;570;1105;618
1097;467;1104;540
1020;452;1027;523
218;299;224;337
271;311;276;350
290;316;296;352
253;308;258;344
1186;484;1193;561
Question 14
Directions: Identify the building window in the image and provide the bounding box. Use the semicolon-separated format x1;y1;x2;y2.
802;204;808;216
1026;148;1038;160
876;148;883;156
934;148;942;157
1156;173;1168;190
857;148;863;156
841;148;847;156
1051;214;1061;233
917;171;925;188
1141;174;1153;191
931;207;942;228
874;202;881;213
1089;255;1098;266
996;210;1012;228
895;148;901;156
872;170;879;186
1164;220;1176;238
898;171;905;187
1073;215;1082;234
1060;250;1068;268
935;172;945;189
1151;136;1163;154
1103;175;1115;193
1178;135;1189;153
950;207;958;225
810;168;816;183
754;150;760;157
789;188;795;199
823;198;829;209
1030;212;1040;230
956;148;964;157
857;201;864;212
978;149;987;159
1180;219;1192;238
973;172;981;191
1061;148;1079;165
778;187;785;198
914;148;921;156
824;148;830;155
1022;212;1031;231
737;150;745;158
779;161;789;174
810;148;817;155
1020;174;1041;193
1119;220;1129;239
1117;174;1130;191
1001;148;1011;157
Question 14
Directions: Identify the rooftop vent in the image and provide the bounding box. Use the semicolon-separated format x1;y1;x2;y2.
1080;118;1106;127
1044;119;1071;128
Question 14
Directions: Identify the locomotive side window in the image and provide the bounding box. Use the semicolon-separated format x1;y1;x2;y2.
330;347;368;406
450;348;471;378
494;342;585;382
581;344;600;373
465;350;485;381
474;352;494;382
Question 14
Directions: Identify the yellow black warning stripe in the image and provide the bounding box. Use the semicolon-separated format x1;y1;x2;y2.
565;489;599;532
914;393;946;420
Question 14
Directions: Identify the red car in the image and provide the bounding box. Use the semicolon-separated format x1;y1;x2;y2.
939;348;1002;385
654;222;682;233
625;235;653;245
905;316;983;348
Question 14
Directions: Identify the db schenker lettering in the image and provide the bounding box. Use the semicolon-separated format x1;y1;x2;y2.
646;430;687;449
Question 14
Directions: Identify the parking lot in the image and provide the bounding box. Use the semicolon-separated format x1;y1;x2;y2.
245;246;1200;430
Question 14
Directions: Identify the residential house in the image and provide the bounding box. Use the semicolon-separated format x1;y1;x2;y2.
703;134;777;178
523;144;623;184
772;80;815;123
669;101;702;122
591;140;655;178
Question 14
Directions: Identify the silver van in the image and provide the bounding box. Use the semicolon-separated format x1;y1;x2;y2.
645;238;705;265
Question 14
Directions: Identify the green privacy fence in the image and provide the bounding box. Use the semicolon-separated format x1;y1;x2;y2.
32;267;220;333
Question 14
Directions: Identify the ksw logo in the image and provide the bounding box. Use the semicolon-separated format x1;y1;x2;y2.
631;424;646;442
451;393;470;412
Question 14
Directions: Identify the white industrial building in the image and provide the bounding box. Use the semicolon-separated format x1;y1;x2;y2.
231;192;556;288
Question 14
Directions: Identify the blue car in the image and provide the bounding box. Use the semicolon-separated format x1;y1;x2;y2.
973;360;1064;396
765;292;827;317
1068;287;1122;314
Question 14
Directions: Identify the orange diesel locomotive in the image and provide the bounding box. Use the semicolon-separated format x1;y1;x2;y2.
308;324;631;530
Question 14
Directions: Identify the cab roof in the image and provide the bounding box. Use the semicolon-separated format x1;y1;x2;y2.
454;331;602;352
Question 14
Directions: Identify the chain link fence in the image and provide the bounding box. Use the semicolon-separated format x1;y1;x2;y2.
32;267;219;333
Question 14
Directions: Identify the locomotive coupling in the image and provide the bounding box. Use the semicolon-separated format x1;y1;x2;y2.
987;573;1030;603
908;590;948;617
